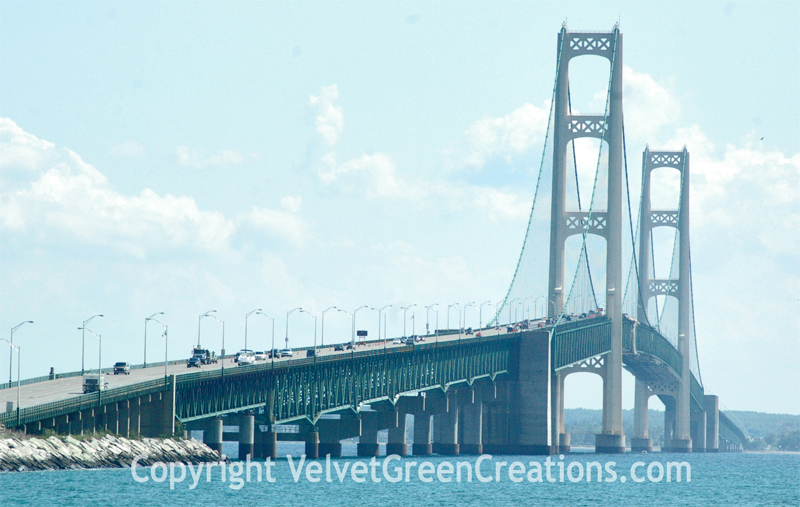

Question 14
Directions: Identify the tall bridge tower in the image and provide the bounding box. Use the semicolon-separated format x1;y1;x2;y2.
634;148;693;452
547;26;626;452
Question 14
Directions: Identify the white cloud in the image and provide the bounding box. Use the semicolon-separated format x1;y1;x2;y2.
318;152;423;200
473;188;532;222
464;102;550;168
280;195;302;213
109;140;145;158
309;85;344;146
0;118;236;257
239;205;308;246
175;145;245;169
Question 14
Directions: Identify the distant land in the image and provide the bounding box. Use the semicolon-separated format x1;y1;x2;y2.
564;408;800;450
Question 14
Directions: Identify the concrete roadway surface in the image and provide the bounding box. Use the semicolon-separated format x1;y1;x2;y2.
0;320;551;411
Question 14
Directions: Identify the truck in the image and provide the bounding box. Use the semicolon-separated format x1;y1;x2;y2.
192;346;217;364
82;374;108;393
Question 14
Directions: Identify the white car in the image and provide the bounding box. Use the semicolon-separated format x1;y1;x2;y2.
392;338;403;345
280;348;293;357
237;353;255;366
254;351;267;361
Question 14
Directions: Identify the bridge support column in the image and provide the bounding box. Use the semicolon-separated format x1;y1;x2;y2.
118;400;130;437
68;411;83;435
704;395;719;453
239;415;255;460
551;372;570;453
204;418;223;457
412;413;432;456
386;412;408;456
432;400;459;456
663;400;675;451
305;431;320;459
56;414;70;435
461;396;483;455
357;412;381;457
509;330;554;455
631;379;653;452
691;410;707;452
483;383;511;454
254;426;278;459
318;416;360;457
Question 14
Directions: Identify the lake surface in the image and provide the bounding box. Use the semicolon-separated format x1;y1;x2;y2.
1;443;798;506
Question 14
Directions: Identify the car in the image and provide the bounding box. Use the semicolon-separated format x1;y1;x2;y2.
187;356;202;368
392;338;403;345
113;362;131;375
404;337;415;345
237;354;255;366
415;335;425;342
254;351;267;361
280;349;293;357
334;344;344;352
346;343;354;350
306;349;316;357
465;327;473;335
234;349;254;363
507;326;515;333
267;349;280;358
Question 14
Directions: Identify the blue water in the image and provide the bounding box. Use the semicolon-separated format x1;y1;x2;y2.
1;446;798;506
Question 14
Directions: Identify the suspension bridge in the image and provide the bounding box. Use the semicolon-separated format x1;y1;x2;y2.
0;25;747;455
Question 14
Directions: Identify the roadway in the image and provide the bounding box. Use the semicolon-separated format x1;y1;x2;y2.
0;319;556;411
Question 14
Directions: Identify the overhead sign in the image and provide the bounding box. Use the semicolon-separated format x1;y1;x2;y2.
357;330;368;337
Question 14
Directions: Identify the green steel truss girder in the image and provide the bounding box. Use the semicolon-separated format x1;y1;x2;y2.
175;335;515;424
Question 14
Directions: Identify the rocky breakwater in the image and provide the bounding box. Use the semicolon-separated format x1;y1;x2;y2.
0;435;224;472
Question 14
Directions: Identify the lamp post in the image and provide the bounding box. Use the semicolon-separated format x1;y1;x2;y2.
479;301;492;333
285;307;303;350
447;303;459;331
144;312;163;368
463;302;476;334
400;304;416;338
321;306;338;349
205;314;225;376
1;339;20;427
79;327;101;374
81;315;103;375
148;317;168;381
524;297;535;322
244;309;263;351
509;298;520;326
373;305;392;352
299;309;316;353
337;308;352;347
353;306;368;347
9;321;32;385
198;310;216;348
425;304;438;337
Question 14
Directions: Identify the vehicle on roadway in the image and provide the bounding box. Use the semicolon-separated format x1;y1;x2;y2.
234;349;254;363
192;346;217;364
113;362;131;375
392;338;403;345
334;344;344;351
254;351;267;361
268;349;280;358
82;374;108;393
465;328;473;335
306;349;316;357
280;349;293;357
187;356;203;368
237;353;255;366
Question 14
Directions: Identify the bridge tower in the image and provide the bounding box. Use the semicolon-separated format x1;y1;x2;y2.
547;26;625;453
635;147;693;452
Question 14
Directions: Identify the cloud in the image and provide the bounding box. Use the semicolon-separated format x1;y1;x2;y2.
109;140;145;158
318;152;424;200
176;145;245;169
0;118;236;257
239;205;309;246
309;85;344;146
280;195;302;213
463;102;550;168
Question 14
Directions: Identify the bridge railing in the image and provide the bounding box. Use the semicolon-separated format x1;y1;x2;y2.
552;317;611;369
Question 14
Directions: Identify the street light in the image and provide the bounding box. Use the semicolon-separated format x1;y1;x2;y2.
9;321;32;385
524;297;535;321
353;306;368;347
148;317;168;381
463;302;476;333
1;339;20;427
205;314;225;376
285;307;303;350
447;303;459;331
79;327;102;375
244;309;264;350
321;306;338;349
299;309;317;354
373;305;392;342
198;310;217;347
509;298;520;325
479;301;492;333
81;314;103;374
144;312;164;368
425;304;439;337
400;304;416;338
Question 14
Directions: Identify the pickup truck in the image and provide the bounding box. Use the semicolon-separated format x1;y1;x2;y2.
113;362;131;375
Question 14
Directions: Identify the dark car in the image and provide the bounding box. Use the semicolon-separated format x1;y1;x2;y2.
334;344;344;351
187;356;202;368
507;326;515;333
306;349;316;357
465;327;473;335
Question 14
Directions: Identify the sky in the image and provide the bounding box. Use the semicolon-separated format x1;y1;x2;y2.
0;1;798;415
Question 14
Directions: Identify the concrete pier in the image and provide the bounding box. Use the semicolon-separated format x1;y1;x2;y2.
203;418;223;456
238;414;255;459
460;396;483;455
386;412;408;456
432;396;459;455
412;413;432;456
